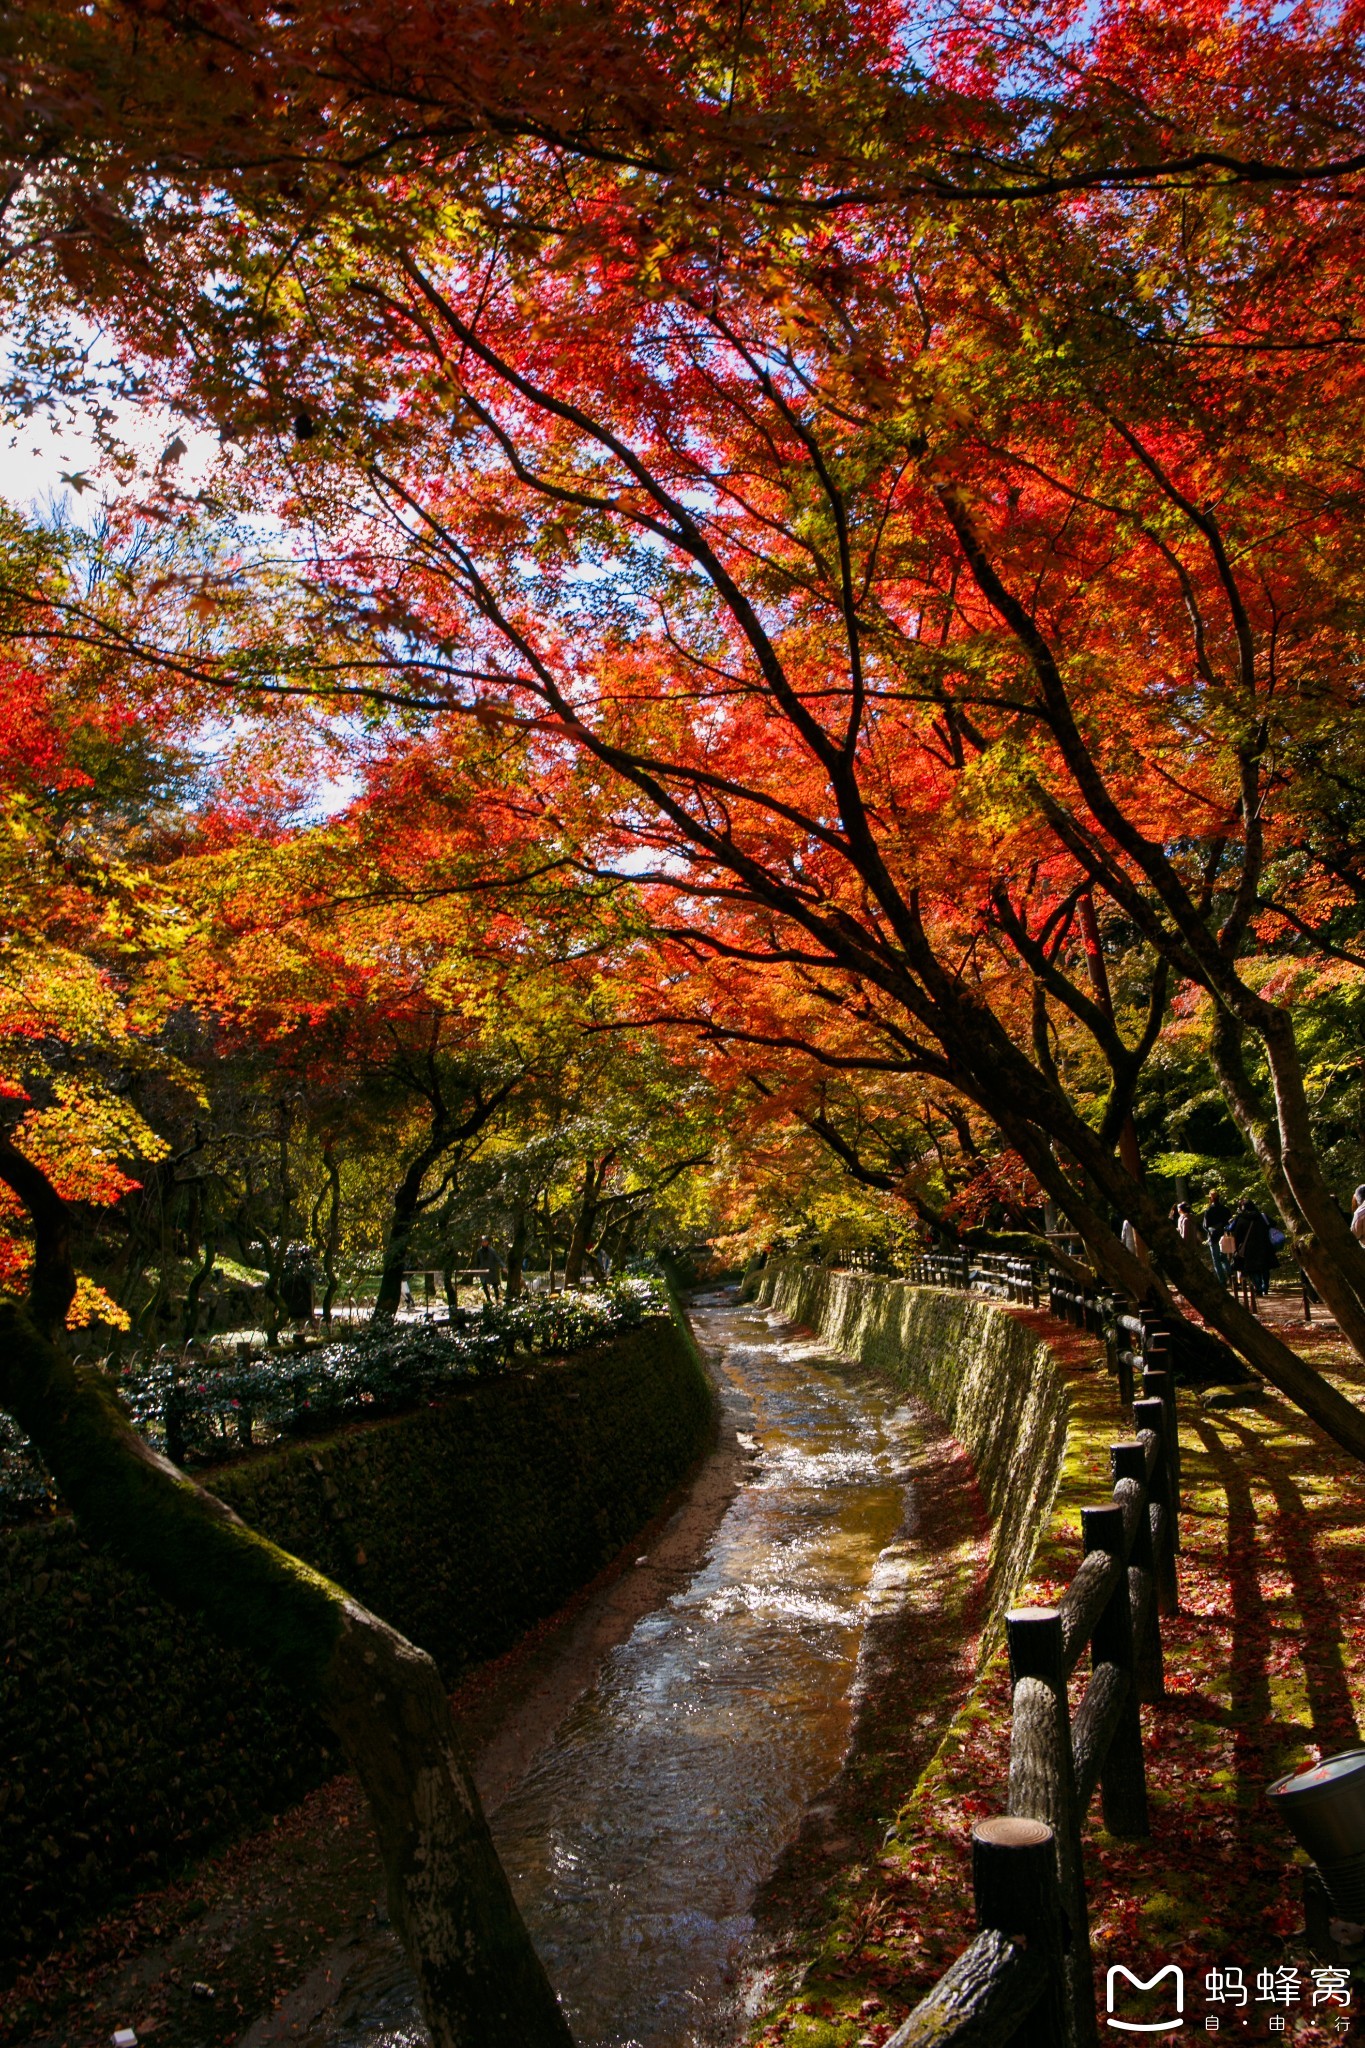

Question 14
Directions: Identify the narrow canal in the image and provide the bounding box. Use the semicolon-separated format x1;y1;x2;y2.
314;1291;923;2048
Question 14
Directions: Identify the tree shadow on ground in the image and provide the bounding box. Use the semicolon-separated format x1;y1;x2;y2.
1216;1412;1361;1754
1192;1412;1359;1852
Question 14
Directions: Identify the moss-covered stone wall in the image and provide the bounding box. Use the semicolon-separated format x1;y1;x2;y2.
0;1315;712;1974
752;1262;1072;1642
745;1269;1137;2043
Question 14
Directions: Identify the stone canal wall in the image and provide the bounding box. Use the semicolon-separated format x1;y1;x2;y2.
748;1262;1072;1640
0;1315;713;1975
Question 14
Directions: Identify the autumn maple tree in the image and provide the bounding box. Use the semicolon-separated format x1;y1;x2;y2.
0;513;181;1324
6;0;1365;2033
8;0;1360;1437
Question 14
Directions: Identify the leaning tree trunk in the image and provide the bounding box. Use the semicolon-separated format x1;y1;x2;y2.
998;1102;1365;1463
0;1246;575;2045
0;1135;574;2047
904;968;1365;1461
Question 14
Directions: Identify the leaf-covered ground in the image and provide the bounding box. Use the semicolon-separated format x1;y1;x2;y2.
753;1293;1365;2047
0;1772;380;2048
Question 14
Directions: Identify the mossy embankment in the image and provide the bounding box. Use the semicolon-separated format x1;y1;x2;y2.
0;1313;713;1979
744;1267;1365;2048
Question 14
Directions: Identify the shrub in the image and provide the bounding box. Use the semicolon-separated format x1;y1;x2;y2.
0;1279;665;1522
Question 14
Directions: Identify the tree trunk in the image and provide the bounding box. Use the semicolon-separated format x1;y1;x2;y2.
373;1138;446;1321
997;1098;1365;1462
129;1159;174;1339
1245;1012;1365;1316
564;1155;611;1286
0;1302;574;2046
263;1100;297;1350
318;1141;342;1331
1075;890;1146;1234
542;1190;559;1292
181;1232;217;1342
910;980;1365;1461
1205;1006;1365;1360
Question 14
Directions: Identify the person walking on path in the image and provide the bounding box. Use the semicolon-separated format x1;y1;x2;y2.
1175;1200;1196;1245
1351;1184;1365;1241
1203;1187;1234;1283
1231;1197;1274;1298
474;1237;504;1304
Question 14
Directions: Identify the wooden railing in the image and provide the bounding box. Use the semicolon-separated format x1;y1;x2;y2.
906;1251;1115;1337
905;1248;971;1291
878;1247;1111;1323
970;1250;1042;1306
1047;1266;1115;1332
850;1249;1181;1426
904;1247;1038;1303
886;1363;1181;2047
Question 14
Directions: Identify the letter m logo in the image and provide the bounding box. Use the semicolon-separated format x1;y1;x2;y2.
1106;1963;1185;2033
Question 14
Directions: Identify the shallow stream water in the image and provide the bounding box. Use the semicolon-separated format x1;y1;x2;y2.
305;1292;923;2048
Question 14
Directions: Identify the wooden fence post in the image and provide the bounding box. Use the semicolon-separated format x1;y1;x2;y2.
1102;1313;1121;1403
1112;1440;1166;1702
1140;1364;1182;1532
1133;1397;1180;1614
1007;1607;1097;2048
1113;1310;1138;1410
971;1816;1068;2046
1081;1502;1149;1841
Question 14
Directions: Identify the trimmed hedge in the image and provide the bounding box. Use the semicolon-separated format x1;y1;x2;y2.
0;1314;713;1976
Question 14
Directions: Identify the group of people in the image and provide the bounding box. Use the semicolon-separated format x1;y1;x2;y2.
1169;1188;1281;1295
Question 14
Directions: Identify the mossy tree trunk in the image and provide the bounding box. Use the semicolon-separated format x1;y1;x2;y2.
0;1135;574;2048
